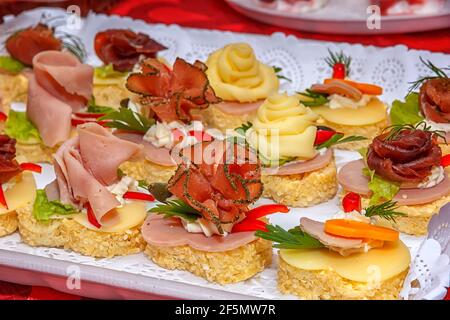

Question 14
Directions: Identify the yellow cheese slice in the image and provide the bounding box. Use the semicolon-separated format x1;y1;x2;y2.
0;172;36;215
280;240;410;282
72;201;147;233
313;98;387;126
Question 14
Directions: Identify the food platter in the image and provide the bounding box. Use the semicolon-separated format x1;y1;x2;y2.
0;7;448;300
225;0;450;34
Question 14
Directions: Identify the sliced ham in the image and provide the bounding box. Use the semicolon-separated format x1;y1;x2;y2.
114;131;176;166
26;73;72;147
214;100;263;115
263;149;333;176
141;214;257;252
78;123;143;185
52;123;142;226
33;50;93;111
338;160;450;205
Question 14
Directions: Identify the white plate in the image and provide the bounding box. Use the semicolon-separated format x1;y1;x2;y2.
225;0;450;34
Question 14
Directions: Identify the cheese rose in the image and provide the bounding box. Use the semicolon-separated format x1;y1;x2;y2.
206;43;279;103
246;93;319;161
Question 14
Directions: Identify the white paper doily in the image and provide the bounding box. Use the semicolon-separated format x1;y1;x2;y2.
0;8;448;300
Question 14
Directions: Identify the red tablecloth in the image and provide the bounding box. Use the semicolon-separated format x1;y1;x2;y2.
1;0;449;300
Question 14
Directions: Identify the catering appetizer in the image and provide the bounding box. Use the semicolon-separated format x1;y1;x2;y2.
338;122;450;235
92;29;167;107
0;135;38;237
142;140;287;284
257;210;410;299
299;50;388;150
16;123;152;257
2;50;94;163
203;42;279;132
390;58;450;155
103;57;220;184
242;93;364;207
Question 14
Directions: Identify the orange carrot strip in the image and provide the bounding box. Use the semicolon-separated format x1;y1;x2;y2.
324;219;399;242
324;78;383;95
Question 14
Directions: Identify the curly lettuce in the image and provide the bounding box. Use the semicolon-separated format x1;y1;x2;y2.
0;56;25;74
4;110;41;144
389;92;424;125
33;190;77;222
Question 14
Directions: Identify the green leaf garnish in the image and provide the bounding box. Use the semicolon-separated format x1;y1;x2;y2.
364;200;406;222
99;108;155;133
33;189;77;222
408;57;449;94
235;122;253;136
273;66;292;82
324;49;352;76
94;64;128;79
256;224;324;249
0;56;25;74
383;121;446;143
366;170;400;205
149;199;202;222
389;92;424;126
316;133;367;149
5;110;41;144
297;89;328;107
87;97;115;114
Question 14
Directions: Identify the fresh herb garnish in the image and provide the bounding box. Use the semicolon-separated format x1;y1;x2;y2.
297;89;328;107
0;56;25;74
149;199;202;222
408;57;449;94
324;49;352;77
383;121;446;143
87;97;116;114
273;66;292;82
316;133;366;149
364;200;406;222
256;224;324;249
235;122;253;136
99;108;154;133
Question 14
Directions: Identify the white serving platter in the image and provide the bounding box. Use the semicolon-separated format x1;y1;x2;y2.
0;8;448;300
226;0;450;34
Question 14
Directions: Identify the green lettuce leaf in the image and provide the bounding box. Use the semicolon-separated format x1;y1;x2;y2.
390;93;424;125
0;56;25;74
4;110;41;144
363;168;400;205
33;190;78;222
94;64;128;79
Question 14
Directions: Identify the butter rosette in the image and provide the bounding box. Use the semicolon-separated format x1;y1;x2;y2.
206;43;279;103
246;93;319;162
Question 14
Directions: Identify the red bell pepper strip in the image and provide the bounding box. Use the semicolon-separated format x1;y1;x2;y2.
314;129;336;145
123;191;155;202
246;204;290;220
85;203;101;229
232;219;267;233
441;154;450;167
0;184;8;209
0;111;7;122
342;192;362;213
73;112;106;119
19;162;42;174
332;63;346;79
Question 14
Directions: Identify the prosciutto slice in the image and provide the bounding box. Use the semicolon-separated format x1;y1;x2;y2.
141;215;257;252
263;149;333;176
114;131;176;166
53;123;141;226
338;160;450;205
214;100;263;115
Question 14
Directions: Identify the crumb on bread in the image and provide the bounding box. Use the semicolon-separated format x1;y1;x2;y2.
93;84;130;108
120;160;177;185
199;105;256;133
15;143;55;163
0;211;18;237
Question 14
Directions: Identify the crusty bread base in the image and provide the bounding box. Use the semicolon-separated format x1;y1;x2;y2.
340;191;450;236
262;160;337;207
93;85;130;108
145;238;272;284
199;104;256;133
15;143;55;163
120;160;177;185
16;203;145;257
278;257;408;300
0;211;18;237
0;73;28;114
317;117;388;151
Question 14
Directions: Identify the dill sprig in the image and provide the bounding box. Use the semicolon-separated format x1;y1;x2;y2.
273;66;292;82
383;121;446;142
364;200;406;222
255;225;324;249
408;57;449;94
99;108;154;133
324;49;352;77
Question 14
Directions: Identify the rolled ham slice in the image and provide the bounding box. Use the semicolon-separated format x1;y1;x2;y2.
338;160;450;205
214;100;263;115
53;123;142;226
141;214;257;252
114;132;177;166
33;50;93;111
27;73;72;147
263;149;333;176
